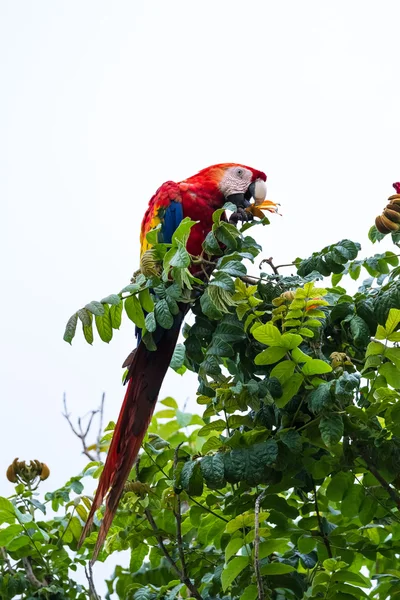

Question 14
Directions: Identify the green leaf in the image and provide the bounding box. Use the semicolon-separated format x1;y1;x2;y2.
280;429;302;453
369;224;385;243
221;556;249;591
100;294;121;306
130;543;148;573
210;272;235;293
302;359;332;376
83;320;94;345
319;414;344;447
270;361;296;384
85;301;105;316
197;419;227;437
252;323;282;346
200;454;225;489
169;243;191;268
219;260;247;277
139;288;154;312
63;312;78;344
0;524;24;546
200;288;224;319
203;230;223;256
77;308;91;326
145;311;157;333
110;302;123;329
280;332;303;349
341;485;365;518
260;563;295;575
154;299;173;329
332;570;371;588
359;495;378;526
215;222;240;250
125;295;146;329
180;461;203;496
171;217;197;246
349;315;370;347
379;362;400;389
275;373;304;408
326;472;354;502
170;343;186;371
255;347;287;365
240;585;258;600
225;537;244;562
95;304;113;343
366;341;385;356
160;397;178;408
308;384;332;413
385;308;400;334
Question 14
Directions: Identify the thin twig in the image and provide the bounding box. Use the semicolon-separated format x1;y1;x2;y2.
63;393;105;461
144;508;203;600
142;444;229;522
259;257;279;275
85;563;100;599
96;393;105;461
259;257;295;274
359;453;400;510
1;547;14;574
254;489;267;600
312;478;332;558
173;445;188;579
21;557;47;588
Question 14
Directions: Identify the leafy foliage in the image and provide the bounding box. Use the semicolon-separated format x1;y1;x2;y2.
3;205;400;598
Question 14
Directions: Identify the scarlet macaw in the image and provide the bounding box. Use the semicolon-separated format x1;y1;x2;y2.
79;163;268;560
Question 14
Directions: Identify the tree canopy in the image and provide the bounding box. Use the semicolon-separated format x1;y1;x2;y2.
2;201;400;599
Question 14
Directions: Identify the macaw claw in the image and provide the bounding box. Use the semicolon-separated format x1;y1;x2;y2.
229;208;254;224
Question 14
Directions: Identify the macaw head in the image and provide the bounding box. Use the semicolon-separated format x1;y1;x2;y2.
186;163;268;208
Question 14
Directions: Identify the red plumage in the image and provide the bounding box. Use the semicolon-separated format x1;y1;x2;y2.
79;163;266;562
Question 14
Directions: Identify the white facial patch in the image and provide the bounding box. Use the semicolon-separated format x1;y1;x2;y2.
219;167;253;197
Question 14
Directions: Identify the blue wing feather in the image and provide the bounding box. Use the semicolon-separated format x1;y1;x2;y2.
161;200;184;243
135;200;183;346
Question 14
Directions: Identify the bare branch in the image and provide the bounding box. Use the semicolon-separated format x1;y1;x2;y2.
312;478;332;558
22;557;47;588
85;563;100;600
62;393;105;461
259;257;295;274
254;489;267;600
96;393;105;461
1;547;15;574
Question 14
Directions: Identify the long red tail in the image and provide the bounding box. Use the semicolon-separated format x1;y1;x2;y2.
79;315;184;562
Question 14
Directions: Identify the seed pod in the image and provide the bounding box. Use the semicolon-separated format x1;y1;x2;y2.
384;208;400;223
387;203;400;214
376;214;399;233
140;249;162;277
388;194;400;206
40;463;50;480
6;464;17;483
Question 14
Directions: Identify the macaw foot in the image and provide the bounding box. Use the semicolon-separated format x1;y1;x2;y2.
229;207;254;225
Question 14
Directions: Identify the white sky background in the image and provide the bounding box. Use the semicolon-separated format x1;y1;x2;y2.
1;0;400;595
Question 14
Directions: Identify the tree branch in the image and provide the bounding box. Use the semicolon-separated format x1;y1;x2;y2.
1;547;14;574
312;478;332;558
360;453;400;510
144;508;203;600
63;393;105;461
22;557;47;588
254;489;267;600
85;563;100;600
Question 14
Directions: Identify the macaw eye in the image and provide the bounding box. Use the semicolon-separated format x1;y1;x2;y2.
236;168;244;178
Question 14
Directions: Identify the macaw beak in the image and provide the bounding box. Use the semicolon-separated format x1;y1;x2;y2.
226;192;250;208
